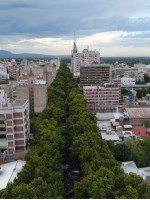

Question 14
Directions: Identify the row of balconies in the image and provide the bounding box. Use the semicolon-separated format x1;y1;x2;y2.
87;101;120;104
84;94;120;97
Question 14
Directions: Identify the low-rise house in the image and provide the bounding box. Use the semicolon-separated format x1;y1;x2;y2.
122;131;135;140
100;130;120;143
121;161;150;184
132;126;149;137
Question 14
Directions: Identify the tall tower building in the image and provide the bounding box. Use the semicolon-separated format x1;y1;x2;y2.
71;42;100;77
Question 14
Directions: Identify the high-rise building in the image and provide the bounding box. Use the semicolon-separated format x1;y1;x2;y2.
16;80;48;113
33;80;48;113
80;64;112;88
0;89;30;155
8;59;19;80
83;79;121;112
71;42;100;77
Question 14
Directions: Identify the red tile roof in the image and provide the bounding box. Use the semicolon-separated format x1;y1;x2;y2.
132;126;149;137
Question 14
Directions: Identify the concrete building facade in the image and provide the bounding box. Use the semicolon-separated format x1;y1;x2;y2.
33;80;48;113
0;89;30;155
83;79;121;111
8;59;19;80
16;80;48;113
80;64;112;88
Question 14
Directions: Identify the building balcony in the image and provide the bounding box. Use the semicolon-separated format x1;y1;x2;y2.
0;131;6;135
0;124;5;128
0;116;5;121
0;139;7;149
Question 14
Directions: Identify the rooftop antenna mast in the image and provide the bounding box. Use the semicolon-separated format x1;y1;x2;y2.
74;31;76;43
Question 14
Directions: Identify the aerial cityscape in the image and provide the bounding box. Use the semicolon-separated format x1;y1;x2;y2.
1;0;150;199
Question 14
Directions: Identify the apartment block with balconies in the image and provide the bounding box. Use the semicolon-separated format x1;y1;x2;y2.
83;79;121;112
0;89;30;155
80;64;112;88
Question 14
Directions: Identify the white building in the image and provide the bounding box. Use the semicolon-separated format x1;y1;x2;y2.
121;77;136;86
0;160;26;190
71;42;100;77
0;64;9;81
100;130;120;143
50;58;60;71
121;161;150;183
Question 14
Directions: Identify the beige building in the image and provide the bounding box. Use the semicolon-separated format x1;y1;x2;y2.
134;64;146;72
16;82;29;101
16;79;47;113
33;80;48;113
32;67;44;77
44;64;56;81
8;59;19;80
43;70;52;87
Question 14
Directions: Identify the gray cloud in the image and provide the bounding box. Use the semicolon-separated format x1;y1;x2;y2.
0;0;150;38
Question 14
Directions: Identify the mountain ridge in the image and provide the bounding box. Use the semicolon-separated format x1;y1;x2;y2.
0;50;70;59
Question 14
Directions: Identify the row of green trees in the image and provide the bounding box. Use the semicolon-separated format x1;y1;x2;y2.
0;63;71;198
63;67;150;198
1;62;150;198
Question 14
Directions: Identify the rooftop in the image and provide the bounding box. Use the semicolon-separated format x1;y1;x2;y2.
97;121;112;130
0;160;26;190
34;80;47;85
132;126;149;137
81;64;110;67
2;99;28;108
96;113;115;121
126;108;150;118
101;131;120;141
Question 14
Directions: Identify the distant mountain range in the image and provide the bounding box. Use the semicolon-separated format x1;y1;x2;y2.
0;50;71;59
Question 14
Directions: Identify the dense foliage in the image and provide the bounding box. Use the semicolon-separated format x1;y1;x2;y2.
108;138;150;168
0;63;68;199
0;61;150;198
65;75;150;198
0;80;8;85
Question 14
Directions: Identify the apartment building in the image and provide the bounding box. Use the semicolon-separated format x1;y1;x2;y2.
50;58;60;70
0;89;30;155
83;79;121;111
16;82;30;103
16;79;48;113
71;42;100;77
8;59;19;80
0;64;9;81
43;70;52;87
80;64;112;88
33;80;48;113
44;64;56;81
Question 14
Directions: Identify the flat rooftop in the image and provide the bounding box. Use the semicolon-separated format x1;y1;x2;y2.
126;108;150;118
96;113;115;121
2;99;28;108
34;80;47;85
0;160;26;190
81;64;110;67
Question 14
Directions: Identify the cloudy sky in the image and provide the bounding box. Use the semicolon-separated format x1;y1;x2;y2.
0;0;150;56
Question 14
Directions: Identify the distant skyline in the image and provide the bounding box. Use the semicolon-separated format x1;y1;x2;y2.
0;0;150;56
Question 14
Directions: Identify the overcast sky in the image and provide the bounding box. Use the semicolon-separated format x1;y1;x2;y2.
0;0;150;56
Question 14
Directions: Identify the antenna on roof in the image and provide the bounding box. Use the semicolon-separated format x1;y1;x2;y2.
74;31;76;43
